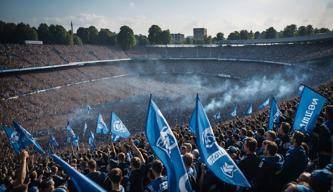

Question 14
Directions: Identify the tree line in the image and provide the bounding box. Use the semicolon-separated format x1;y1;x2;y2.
0;20;331;50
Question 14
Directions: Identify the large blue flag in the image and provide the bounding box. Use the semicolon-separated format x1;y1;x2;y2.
230;106;237;117
4;121;45;154
245;104;253;115
293;85;327;134
96;113;109;134
191;96;251;187
51;154;106;192
268;98;281;130
145;98;192;192
88;131;96;149
110;112;131;142
258;98;270;110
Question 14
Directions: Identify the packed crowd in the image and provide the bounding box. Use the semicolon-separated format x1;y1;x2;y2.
0;79;333;192
0;44;127;69
140;43;333;64
1;43;333;70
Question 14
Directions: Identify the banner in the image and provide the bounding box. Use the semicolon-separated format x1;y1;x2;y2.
145;98;192;192
293;85;327;134
268;98;281;130
4;121;45;154
191;95;250;187
110;112;130;142
96;113;109;134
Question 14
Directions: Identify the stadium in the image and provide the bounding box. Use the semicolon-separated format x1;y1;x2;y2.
1;1;333;192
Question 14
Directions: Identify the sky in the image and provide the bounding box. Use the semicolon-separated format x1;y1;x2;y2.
0;0;332;37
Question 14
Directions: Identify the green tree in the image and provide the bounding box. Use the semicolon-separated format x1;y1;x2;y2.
216;32;224;42
239;30;249;40
248;30;254;40
99;28;116;45
297;26;307;36
185;37;193;44
73;34;83;45
50;25;70;44
88;26;99;44
306;25;314;35
314;27;330;34
148;25;162;44
204;35;212;44
160;30;171;44
38;23;50;43
16;23;38;43
77;27;89;44
227;31;240;40
265;27;277;39
117;25;136;50
282;24;297;37
254;31;261;39
135;34;149;46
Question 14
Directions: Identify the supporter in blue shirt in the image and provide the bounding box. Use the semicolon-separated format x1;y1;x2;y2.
144;160;168;192
278;131;308;187
255;140;283;192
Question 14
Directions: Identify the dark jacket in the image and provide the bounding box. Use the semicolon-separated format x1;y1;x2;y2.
278;146;308;185
255;154;283;192
238;153;260;186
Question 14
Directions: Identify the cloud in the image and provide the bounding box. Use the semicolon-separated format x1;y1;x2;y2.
30;13;154;34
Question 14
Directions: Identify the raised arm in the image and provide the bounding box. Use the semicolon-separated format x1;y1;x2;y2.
130;139;145;164
17;150;29;185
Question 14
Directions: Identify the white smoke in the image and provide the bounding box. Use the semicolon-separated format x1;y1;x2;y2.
204;73;308;112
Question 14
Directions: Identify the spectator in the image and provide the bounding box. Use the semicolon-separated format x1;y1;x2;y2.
144;160;168;192
238;137;260;189
255;140;283;192
278;131;308;187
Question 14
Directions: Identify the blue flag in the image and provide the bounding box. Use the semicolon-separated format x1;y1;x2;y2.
245;104;253;115
49;135;59;148
145;98;192;192
66;122;76;144
51;154;106;192
96;113;109;134
268;98;281;130
72;135;79;148
230;106;237;117
83;122;87;136
4;121;45;154
213;112;222;121
191;96;251;187
258;98;270;110
110;112;130;142
87;105;92;114
88;131;96;149
293;85;327;134
189;109;197;134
